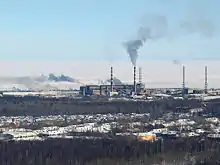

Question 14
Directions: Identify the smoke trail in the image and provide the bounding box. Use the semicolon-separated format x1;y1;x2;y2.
180;17;215;37
173;60;182;65
123;2;215;66
124;15;168;66
172;60;185;67
124;39;145;66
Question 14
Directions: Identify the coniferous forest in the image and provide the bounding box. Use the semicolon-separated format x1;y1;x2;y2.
0;137;219;165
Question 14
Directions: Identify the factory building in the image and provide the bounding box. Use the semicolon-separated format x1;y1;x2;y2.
79;66;146;97
80;83;145;96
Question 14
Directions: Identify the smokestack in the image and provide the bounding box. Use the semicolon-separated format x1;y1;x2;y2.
182;65;185;97
139;67;142;84
134;66;136;94
110;66;113;92
205;66;208;94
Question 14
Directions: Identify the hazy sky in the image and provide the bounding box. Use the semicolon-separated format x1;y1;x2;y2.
0;0;220;87
0;60;219;89
0;0;219;61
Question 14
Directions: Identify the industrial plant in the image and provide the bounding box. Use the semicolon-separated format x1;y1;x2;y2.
77;63;220;102
80;66;145;97
0;62;219;102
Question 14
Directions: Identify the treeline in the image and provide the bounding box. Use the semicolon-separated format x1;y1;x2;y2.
0;137;219;165
0;96;203;116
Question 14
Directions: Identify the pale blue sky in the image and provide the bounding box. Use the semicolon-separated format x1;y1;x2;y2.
0;0;220;62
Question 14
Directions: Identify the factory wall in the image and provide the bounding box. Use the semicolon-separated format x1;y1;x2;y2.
80;84;145;96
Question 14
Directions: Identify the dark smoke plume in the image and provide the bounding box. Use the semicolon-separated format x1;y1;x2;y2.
124;15;168;66
123;3;215;66
124;39;145;66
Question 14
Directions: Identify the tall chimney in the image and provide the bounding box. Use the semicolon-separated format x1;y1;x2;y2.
182;65;185;97
205;66;208;94
110;66;113;92
134;66;136;94
139;67;142;84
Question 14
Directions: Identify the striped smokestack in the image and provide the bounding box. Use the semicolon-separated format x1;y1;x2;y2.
134;66;136;94
205;66;208;94
110;66;113;92
182;65;185;97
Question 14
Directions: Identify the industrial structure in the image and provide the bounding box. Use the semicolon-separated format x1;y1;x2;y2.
80;83;145;97
79;64;216;99
133;66;137;95
110;66;113;93
182;65;186;97
80;66;145;97
180;65;210;96
205;66;208;94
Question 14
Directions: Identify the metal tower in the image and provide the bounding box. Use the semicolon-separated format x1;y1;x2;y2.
205;66;208;94
134;66;136;94
110;66;113;92
182;65;185;97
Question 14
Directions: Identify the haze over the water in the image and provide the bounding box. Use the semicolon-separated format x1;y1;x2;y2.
0;0;220;87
